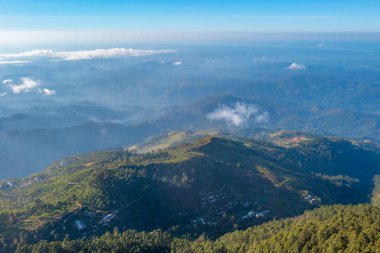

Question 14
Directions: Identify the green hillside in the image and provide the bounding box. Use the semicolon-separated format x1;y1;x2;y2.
176;204;380;253
4;204;380;253
1;133;380;252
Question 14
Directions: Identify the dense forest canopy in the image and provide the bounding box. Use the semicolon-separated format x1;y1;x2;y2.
3;204;380;253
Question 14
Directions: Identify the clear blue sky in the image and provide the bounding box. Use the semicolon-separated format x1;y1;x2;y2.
0;0;379;44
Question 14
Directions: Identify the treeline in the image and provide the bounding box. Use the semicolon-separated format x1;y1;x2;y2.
180;204;380;253
4;204;380;253
2;230;172;253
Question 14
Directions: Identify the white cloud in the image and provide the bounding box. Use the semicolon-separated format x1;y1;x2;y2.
0;48;175;61
3;77;40;94
0;92;7;97
0;49;54;59
288;63;306;70
39;88;56;96
173;61;182;66
0;60;30;65
207;102;269;128
3;77;56;96
2;79;12;85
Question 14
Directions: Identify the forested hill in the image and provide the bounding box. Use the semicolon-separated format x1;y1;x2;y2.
178;204;380;253
7;204;380;253
1;133;380;252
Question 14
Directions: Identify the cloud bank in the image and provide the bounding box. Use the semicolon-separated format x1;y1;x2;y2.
207;102;269;128
0;60;30;65
288;63;306;70
0;48;175;61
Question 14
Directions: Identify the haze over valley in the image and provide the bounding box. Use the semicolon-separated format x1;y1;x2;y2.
1;43;380;178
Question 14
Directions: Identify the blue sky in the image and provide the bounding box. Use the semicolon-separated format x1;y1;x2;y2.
0;0;380;44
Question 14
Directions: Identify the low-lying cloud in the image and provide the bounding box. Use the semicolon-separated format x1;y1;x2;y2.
3;78;40;94
2;77;56;96
39;88;56;96
0;60;30;65
173;61;182;66
0;48;175;61
288;63;306;70
207;102;269;128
